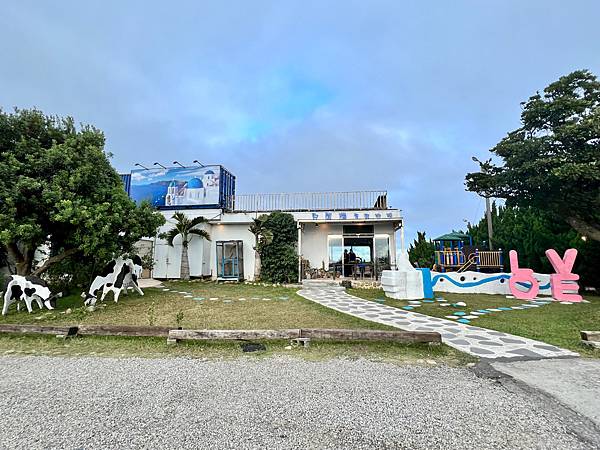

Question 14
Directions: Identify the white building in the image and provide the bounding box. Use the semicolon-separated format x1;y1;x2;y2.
123;166;403;282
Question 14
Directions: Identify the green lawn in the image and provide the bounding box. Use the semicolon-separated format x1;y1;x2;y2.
1;281;395;330
349;288;600;358
0;281;472;364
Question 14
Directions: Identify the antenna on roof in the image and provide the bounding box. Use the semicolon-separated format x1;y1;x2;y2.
153;162;167;169
173;161;186;168
193;160;205;168
134;163;149;170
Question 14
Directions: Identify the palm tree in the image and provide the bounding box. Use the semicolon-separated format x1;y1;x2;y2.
160;212;211;280
249;215;272;280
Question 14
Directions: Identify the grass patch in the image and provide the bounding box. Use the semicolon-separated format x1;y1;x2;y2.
349;288;600;358
1;281;394;330
0;281;470;363
0;334;473;366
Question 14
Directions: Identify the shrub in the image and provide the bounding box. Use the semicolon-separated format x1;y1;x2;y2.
259;212;298;283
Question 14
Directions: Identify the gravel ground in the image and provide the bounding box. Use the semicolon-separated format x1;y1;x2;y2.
0;356;590;449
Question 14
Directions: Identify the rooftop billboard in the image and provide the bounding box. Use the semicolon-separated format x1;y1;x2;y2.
129;165;222;209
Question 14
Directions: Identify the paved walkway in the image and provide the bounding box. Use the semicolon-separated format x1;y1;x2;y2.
298;286;579;360
492;358;600;427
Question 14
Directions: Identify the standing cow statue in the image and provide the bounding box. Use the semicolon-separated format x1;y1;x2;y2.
82;255;144;306
2;275;63;316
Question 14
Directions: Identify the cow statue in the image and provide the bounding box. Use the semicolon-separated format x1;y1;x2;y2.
82;255;144;306
2;275;63;316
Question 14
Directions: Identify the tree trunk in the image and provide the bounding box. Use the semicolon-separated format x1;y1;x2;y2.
180;241;190;280
566;216;600;242
32;248;79;276
6;243;29;275
254;250;261;281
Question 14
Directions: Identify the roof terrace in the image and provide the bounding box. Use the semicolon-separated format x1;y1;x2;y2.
230;190;390;212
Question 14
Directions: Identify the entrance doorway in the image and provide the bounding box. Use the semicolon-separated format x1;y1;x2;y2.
343;237;373;277
216;240;244;280
327;227;391;279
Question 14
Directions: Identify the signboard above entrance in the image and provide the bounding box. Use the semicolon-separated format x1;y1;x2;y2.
302;210;399;222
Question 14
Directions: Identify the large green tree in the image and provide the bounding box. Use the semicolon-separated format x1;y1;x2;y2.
0;108;165;276
468;204;600;288
466;70;600;242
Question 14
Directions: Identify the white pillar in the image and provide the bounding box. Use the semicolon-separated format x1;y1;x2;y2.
400;219;405;252
297;222;302;283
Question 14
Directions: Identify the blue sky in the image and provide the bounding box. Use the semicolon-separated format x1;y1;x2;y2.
1;1;600;244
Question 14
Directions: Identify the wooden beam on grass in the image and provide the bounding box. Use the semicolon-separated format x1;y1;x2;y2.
169;329;302;341
77;325;171;337
581;331;600;343
0;324;78;336
299;328;442;343
167;328;442;344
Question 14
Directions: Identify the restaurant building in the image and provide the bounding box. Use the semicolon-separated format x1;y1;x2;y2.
121;164;403;282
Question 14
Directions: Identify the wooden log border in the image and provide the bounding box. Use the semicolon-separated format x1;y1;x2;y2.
580;331;600;343
0;324;79;336
0;324;441;344
168;328;442;344
78;325;171;337
0;324;170;338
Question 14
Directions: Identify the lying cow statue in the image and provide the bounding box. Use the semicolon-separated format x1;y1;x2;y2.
82;255;144;306
2;275;63;316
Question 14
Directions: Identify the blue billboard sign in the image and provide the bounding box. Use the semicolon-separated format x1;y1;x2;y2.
129;165;223;209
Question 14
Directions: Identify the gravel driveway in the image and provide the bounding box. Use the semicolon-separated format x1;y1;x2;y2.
0;356;592;449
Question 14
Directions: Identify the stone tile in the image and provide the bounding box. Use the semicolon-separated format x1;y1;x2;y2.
499;337;527;344
533;344;561;352
464;334;491;341
469;347;495;355
447;339;470;346
478;340;503;347
507;348;545;358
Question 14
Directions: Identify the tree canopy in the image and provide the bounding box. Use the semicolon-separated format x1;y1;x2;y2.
408;231;435;268
468;203;600;288
0;108;165;276
465;70;600;242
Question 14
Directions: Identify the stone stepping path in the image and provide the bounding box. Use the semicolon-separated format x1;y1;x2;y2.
298;287;579;361
167;290;293;306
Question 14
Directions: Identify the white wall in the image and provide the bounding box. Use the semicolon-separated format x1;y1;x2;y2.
152;209;218;279
431;271;552;296
209;223;256;280
301;223;342;269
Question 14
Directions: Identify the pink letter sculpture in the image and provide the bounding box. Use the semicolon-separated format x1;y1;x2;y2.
545;249;583;302
508;250;540;300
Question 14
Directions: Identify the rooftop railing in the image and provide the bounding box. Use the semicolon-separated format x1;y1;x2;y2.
230;190;389;212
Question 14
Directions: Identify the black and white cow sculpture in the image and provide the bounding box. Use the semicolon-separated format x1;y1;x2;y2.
2;275;62;315
82;256;144;306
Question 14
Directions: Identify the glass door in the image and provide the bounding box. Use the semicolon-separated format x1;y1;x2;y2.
374;235;391;279
327;235;343;278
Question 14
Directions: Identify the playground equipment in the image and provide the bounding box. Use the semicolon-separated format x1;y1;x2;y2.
433;231;503;272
